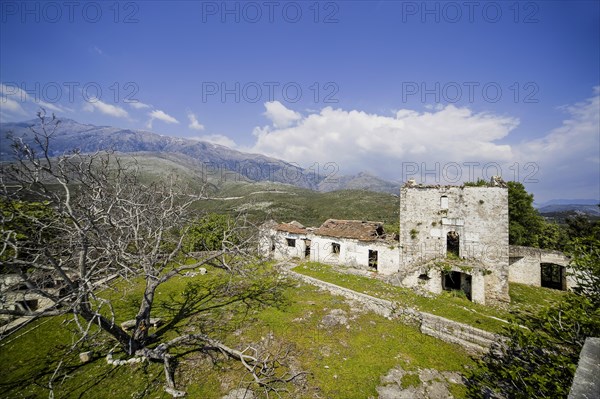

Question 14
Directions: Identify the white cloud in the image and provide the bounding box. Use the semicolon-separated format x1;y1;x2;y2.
249;88;599;202
0;96;27;115
514;87;600;200
146;109;179;129
1;83;28;101
0;83;68;114
191;134;236;148
251;103;517;179
263;101;302;128
36;99;67;113
187;112;205;131
128;101;151;109
83;98;129;118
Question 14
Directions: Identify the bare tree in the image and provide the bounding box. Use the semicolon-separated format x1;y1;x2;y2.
0;111;302;397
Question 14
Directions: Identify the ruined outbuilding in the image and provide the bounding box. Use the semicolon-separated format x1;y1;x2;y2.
260;177;574;306
260;218;400;275
509;245;574;290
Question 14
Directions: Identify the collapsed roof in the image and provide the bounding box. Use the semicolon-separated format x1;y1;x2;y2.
275;220;307;234
315;219;385;241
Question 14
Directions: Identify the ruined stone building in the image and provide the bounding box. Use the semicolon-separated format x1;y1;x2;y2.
260;177;574;305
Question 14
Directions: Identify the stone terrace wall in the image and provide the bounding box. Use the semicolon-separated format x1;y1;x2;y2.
287;268;503;354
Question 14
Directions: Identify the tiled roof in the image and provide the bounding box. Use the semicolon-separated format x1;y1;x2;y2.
314;219;385;241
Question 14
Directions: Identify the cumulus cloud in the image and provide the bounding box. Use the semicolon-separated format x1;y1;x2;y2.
146;109;179;129
187;112;205;131
249;89;599;201
190;134;236;148
83;98;129;118
251;103;518;179
263;101;302;128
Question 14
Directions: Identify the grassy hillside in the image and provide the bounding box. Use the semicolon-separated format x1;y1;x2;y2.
125;152;399;228
201;181;399;228
0;261;568;398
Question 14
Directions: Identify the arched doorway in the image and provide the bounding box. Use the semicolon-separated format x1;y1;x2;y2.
447;231;460;258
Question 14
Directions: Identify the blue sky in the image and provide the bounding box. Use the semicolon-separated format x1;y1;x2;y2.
1;0;599;202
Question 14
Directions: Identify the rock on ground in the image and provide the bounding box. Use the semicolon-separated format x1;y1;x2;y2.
374;366;464;399
319;309;348;329
221;388;254;399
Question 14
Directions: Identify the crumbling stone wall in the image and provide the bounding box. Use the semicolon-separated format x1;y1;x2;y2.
288;268;502;354
399;185;510;304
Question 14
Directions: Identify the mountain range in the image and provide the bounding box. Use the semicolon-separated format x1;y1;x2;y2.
0;118;400;194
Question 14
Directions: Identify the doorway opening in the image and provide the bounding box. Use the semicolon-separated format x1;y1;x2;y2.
541;263;566;290
368;250;378;270
442;271;472;300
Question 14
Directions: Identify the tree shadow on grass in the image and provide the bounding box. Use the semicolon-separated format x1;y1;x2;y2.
154;272;292;341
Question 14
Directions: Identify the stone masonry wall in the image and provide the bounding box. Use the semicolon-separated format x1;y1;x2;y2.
399;186;509;304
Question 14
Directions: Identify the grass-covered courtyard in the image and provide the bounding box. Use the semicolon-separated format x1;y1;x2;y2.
0;262;567;398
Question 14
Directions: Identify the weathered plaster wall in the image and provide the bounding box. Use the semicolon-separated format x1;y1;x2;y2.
509;246;543;286
259;228;309;260
275;232;308;260
399;186;510;304
310;236;400;275
258;227;274;257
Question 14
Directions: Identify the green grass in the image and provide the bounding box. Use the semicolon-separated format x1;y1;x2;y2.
292;262;566;334
401;373;421;389
0;316;168;398
244;283;473;398
0;267;474;398
509;281;568;317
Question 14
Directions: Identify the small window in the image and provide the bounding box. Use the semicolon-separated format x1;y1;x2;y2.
440;195;449;209
368;250;378;270
286;238;296;247
331;243;341;254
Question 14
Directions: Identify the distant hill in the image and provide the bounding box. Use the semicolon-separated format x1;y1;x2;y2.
535;199;600;208
0;118;399;194
538;204;599;215
318;172;400;194
0;118;320;190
